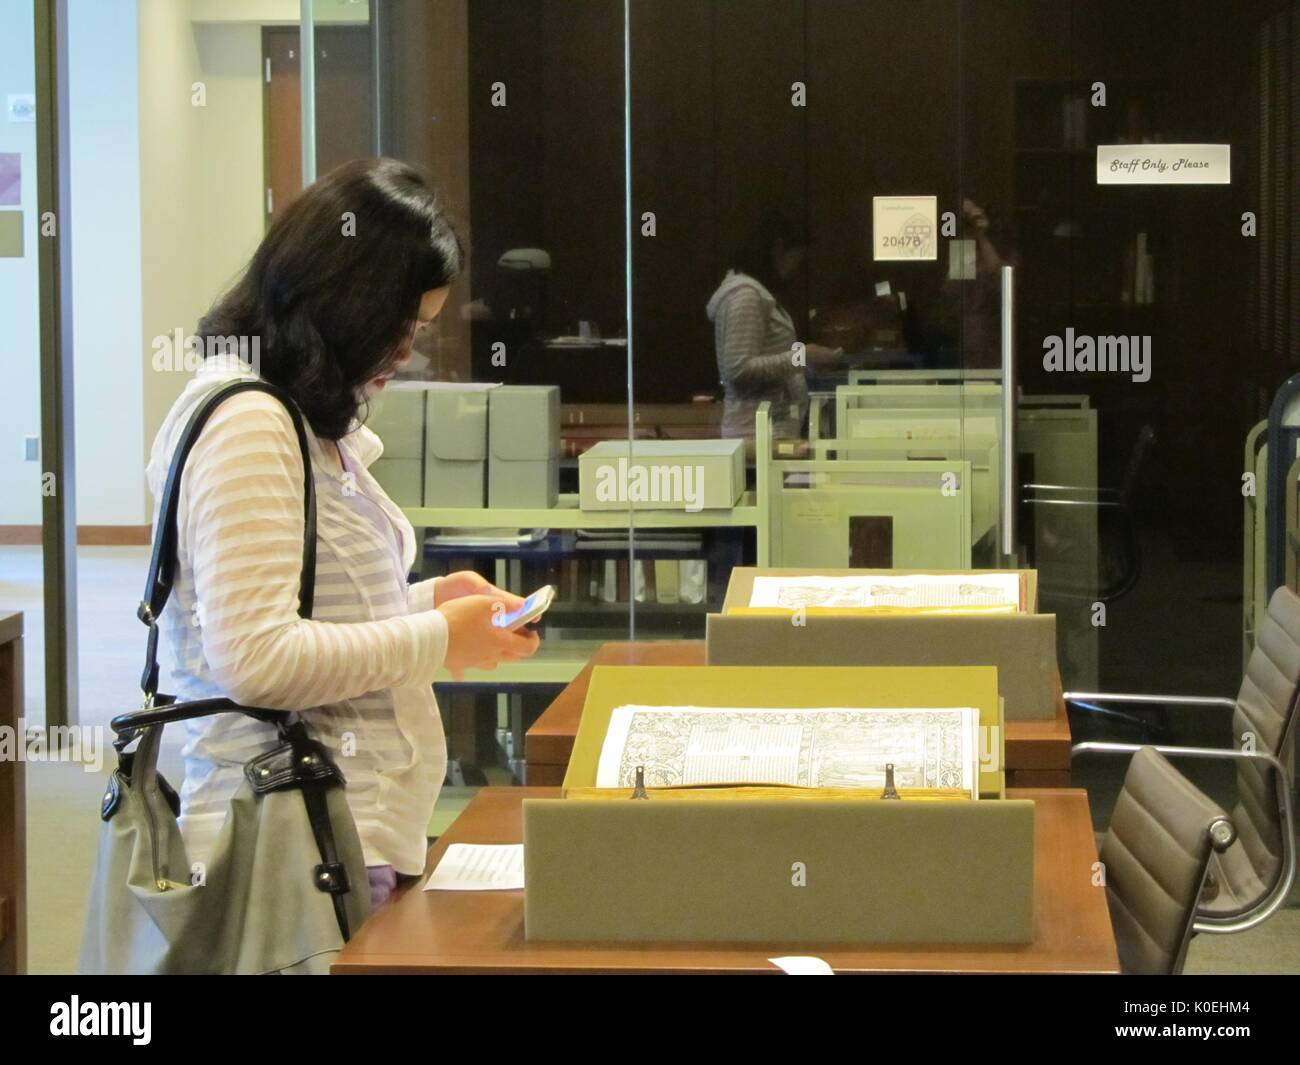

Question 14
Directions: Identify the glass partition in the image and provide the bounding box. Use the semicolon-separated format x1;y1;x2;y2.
0;0;42;724
314;0;632;788
310;0;375;176
624;0;1006;648
615;0;1282;711
299;0;1292;795
977;0;1264;710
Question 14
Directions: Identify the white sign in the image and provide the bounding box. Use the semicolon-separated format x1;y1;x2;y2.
872;195;937;261
1096;143;1230;185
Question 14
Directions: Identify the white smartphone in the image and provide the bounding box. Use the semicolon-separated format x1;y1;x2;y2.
491;585;556;631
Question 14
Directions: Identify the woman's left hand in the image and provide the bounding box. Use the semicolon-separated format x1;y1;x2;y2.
435;570;524;612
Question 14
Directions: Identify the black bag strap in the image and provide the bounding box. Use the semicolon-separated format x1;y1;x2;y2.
127;379;359;941
284;719;355;940
138;379;317;699
110;696;281;751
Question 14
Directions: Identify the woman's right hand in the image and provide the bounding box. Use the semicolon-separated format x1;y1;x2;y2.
805;343;843;368
437;594;541;680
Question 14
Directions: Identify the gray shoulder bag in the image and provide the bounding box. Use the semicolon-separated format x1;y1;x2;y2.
79;380;371;975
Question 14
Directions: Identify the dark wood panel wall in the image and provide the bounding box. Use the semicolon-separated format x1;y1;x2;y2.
462;0;625;377
379;0;1279;553
380;0;474;382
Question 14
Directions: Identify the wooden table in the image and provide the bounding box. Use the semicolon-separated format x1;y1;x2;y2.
525;641;1073;789
334;786;1119;974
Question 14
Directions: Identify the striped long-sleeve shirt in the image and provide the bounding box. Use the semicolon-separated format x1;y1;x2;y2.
144;358;448;875
706;271;807;438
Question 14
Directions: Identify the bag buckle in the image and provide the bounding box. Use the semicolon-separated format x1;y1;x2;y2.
314;862;351;895
100;772;122;821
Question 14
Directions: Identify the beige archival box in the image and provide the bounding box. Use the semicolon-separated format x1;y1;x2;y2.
523;665;1034;945
707;568;1059;721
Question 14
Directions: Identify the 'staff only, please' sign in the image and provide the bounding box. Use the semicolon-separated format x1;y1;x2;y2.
1096;143;1230;185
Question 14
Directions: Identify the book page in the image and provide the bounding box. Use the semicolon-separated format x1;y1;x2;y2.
748;573;1023;612
596;705;978;797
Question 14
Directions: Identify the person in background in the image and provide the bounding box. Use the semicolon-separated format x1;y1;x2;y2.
706;207;840;440
146;159;539;914
933;197;1015;368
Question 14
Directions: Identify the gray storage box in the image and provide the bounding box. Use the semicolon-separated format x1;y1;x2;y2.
488;385;560;509
365;384;426;460
425;388;488;508
369;457;423;507
578;439;745;511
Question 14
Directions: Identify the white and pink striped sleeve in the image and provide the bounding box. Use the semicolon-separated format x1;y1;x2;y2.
179;391;449;710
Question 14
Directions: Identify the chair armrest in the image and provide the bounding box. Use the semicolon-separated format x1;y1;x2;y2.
1022;483;1120;499
1072;741;1295;935
1021;497;1125;510
1071;740;1285;775
1027;497;1142;603
1065;691;1237;712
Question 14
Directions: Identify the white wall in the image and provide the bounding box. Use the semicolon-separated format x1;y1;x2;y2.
194;21;268;306
0;0;147;528
0;0;43;525
68;0;146;526
190;0;368;25
137;0;203;485
138;3;271;496
0;0;310;527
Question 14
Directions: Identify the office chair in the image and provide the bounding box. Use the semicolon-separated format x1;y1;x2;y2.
1022;423;1154;605
1069;585;1300;939
1089;746;1236;974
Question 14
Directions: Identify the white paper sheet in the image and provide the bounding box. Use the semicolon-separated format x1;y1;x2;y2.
596;704;979;797
747;573;1022;612
770;956;835;975
423;844;525;891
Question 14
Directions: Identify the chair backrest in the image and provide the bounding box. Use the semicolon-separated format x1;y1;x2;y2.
1216;585;1300;913
1119;424;1156;504
1101;747;1235;974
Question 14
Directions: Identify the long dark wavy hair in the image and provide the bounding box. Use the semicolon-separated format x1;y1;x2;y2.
198;158;463;439
729;205;810;308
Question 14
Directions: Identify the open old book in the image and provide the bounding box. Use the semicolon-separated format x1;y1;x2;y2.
743;573;1026;614
591;704;980;799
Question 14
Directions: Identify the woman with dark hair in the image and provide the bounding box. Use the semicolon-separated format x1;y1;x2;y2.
146;159;537;910
706;206;840;439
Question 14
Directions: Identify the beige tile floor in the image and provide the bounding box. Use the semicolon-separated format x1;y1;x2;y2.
3;545;1297;973
2;545;476;972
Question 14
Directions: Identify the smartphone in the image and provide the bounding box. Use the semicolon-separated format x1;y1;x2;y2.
491;585;556;631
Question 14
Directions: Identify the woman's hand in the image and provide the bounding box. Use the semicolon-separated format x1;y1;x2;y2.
962;198;990;234
805;343;843;368
438;594;541;680
435;570;524;613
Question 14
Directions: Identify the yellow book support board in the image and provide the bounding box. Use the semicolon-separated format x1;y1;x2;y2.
561;664;1006;798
